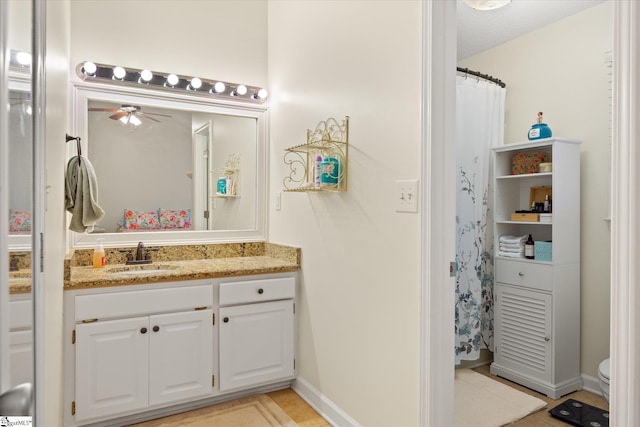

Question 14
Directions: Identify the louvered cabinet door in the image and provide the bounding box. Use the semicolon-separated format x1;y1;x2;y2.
494;284;552;383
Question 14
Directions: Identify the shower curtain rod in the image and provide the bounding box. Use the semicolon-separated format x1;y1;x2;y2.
456;67;506;88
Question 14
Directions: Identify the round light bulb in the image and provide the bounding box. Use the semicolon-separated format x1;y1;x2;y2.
140;69;153;82
16;51;32;66
235;85;247;96
212;82;226;94
256;88;268;99
166;74;179;86
83;61;97;76
113;66;126;80
190;77;202;90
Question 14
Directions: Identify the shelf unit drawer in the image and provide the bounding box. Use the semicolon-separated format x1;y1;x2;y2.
220;277;295;306
496;259;552;291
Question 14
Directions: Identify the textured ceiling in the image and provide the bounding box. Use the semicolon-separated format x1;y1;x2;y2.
457;0;606;60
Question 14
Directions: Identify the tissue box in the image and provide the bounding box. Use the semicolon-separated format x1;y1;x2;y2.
534;241;552;262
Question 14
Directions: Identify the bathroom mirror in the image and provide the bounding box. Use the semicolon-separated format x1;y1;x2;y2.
8;74;33;251
70;83;267;248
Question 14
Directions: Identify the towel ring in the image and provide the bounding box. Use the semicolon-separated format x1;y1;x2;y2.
66;133;82;159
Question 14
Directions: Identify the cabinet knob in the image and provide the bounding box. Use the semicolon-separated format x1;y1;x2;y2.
140;327;148;334
545;337;551;342
223;317;229;323
518;272;524;277
153;325;160;332
258;288;264;294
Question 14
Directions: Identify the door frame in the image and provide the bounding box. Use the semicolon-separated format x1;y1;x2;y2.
420;1;639;425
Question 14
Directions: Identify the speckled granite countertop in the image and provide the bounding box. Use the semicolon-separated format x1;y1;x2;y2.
65;242;300;290
9;242;300;294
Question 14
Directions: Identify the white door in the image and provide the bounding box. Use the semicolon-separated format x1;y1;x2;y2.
149;310;213;405
75;317;149;421
494;284;552;382
219;300;294;392
9;329;32;387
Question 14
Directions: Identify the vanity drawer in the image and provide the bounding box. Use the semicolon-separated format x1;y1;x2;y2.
220;277;295;306
496;259;552;291
75;283;213;321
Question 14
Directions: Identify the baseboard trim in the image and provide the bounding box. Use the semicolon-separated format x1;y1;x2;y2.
581;373;603;396
292;377;361;427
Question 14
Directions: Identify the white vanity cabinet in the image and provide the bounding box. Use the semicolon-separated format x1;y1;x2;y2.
491;138;582;399
68;282;214;424
9;296;33;388
219;277;295;392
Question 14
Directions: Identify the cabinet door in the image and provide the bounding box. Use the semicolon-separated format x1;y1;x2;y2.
75;317;149;421
10;329;32;387
494;284;552;382
219;300;294;392
149;310;213;406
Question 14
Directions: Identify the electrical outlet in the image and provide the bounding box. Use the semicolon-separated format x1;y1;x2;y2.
275;191;282;211
395;180;419;213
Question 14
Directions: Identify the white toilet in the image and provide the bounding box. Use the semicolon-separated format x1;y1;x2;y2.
598;358;610;402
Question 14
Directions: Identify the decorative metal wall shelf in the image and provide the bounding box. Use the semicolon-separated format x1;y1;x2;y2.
283;116;349;192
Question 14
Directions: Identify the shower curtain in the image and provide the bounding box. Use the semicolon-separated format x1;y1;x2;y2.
455;76;506;363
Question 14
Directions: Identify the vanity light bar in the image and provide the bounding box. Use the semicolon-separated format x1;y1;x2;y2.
76;62;268;104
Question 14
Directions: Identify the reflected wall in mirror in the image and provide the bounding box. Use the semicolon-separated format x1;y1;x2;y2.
8;76;33;251
70;84;267;248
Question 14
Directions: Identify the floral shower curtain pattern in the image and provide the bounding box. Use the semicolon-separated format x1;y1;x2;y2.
455;76;506;363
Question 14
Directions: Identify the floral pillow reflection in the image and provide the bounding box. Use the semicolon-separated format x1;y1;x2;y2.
9;210;31;234
159;209;192;229
123;209;160;230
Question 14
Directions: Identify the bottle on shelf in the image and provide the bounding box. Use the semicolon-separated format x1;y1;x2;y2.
544;194;550;212
524;234;535;259
314;155;322;189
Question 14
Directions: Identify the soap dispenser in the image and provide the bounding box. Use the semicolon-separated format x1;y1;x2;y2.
528;111;552;140
93;238;106;268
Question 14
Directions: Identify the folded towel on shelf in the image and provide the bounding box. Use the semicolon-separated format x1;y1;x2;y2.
499;243;523;251
498;250;524;258
499;234;528;244
65;155;105;233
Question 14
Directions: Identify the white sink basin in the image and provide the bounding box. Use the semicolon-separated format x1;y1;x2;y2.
107;264;179;276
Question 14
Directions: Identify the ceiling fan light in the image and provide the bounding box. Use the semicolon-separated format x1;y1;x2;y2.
82;61;97;76
112;66;126;80
119;114;130;125
464;0;510;10
129;114;142;126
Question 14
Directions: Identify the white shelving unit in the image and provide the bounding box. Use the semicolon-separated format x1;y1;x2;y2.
490;137;582;399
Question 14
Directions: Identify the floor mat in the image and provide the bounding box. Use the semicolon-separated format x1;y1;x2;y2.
549;398;609;427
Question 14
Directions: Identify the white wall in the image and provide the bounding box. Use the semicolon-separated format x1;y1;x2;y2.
458;1;612;378
268;2;422;426
69;1;267;87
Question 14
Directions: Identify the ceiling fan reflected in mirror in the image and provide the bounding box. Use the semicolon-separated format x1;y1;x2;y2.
89;104;171;126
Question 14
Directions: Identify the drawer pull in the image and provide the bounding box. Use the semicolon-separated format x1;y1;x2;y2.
258;288;264;294
518;272;524;277
223;317;229;323
140;327;148;334
153;326;160;332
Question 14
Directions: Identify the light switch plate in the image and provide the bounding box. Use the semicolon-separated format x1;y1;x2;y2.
275;191;282;211
395;180;419;213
